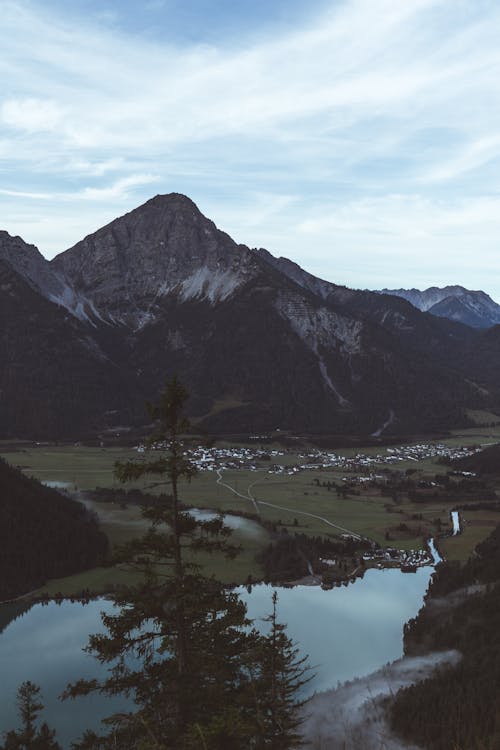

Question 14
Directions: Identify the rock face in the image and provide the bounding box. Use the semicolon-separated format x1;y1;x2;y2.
51;194;259;327
0;230;66;302
1;194;499;439
379;286;500;328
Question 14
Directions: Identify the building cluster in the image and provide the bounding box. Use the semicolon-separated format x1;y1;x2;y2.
134;441;479;476
361;546;432;571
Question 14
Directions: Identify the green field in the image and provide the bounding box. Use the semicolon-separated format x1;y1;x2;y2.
440;509;500;561
3;435;500;594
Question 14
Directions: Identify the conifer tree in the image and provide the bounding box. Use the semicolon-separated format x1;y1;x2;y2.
64;378;261;749
251;592;312;749
0;681;61;750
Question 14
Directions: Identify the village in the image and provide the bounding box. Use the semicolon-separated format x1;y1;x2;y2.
134;440;469;578
135;439;480;477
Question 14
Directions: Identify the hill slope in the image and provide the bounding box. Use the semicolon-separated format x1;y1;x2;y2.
0;458;108;599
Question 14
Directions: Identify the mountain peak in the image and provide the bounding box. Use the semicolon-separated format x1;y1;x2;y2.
378;285;500;328
0;230;69;304
50;192;258;326
148;192;200;208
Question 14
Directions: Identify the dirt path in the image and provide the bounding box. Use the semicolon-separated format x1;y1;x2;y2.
215;469;260;514
216;470;363;539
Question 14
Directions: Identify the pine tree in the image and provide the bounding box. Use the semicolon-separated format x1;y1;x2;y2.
0;681;61;750
64;378;262;749
251;592;312;749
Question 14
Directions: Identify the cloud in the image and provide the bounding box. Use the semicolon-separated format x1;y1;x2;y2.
0;188;53;199
423;134;500;183
1;98;64;132
4;0;496;153
1;0;500;294
78;174;160;200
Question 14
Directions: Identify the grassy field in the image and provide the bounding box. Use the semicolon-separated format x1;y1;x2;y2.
1;445;270;591
3;434;500;594
1;445;138;490
0;445;445;547
440;509;500;561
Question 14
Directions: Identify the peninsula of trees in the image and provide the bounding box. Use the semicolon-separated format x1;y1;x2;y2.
0;457;108;600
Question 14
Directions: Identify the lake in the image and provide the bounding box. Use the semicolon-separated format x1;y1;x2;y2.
0;565;432;747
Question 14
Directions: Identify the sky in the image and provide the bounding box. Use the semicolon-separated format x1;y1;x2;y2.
1;0;500;296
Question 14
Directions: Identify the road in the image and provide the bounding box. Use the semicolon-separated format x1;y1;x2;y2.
216;469;363;539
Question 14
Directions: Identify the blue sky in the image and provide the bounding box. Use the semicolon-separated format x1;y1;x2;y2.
2;0;500;296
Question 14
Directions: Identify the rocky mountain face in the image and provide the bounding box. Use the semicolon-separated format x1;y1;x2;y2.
51;194;258;328
1;194;499;439
378;286;500;328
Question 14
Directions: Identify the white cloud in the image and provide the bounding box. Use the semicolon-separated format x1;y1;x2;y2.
67;157;126;177
0;188;53;199
78;174;160;201
1;98;64;132
1;0;500;295
422;134;500;182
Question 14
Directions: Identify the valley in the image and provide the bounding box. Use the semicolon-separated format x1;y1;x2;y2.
3;424;500;747
4;419;500;599
3;196;500;748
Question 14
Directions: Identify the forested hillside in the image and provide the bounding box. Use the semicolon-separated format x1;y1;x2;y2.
0;458;108;600
390;525;500;749
452;442;500;475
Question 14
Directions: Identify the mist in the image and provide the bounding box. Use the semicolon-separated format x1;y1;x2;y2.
302;650;461;750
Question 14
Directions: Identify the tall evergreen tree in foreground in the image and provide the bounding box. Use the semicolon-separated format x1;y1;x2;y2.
64;377;311;749
251;592;312;749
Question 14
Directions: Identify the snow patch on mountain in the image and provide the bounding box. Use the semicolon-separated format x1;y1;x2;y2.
49;283;106;326
179;266;244;303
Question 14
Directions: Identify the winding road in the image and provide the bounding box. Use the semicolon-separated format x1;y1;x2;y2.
215;469;363;540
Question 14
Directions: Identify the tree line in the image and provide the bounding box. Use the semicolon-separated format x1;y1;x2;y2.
0;458;108;601
257;531;370;582
390;524;500;749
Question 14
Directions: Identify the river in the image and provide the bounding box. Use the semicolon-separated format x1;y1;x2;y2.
451;510;461;535
0;564;434;746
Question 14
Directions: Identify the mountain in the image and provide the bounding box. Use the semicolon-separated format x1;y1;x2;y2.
51;194;258;328
0;255;139;437
378;286;500;328
1;194;499;439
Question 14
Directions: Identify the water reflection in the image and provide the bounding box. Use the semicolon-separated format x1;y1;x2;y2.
239;567;432;693
0;567;432;746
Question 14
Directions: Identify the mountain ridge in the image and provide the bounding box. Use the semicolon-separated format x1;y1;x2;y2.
378;286;500;328
1;193;499;439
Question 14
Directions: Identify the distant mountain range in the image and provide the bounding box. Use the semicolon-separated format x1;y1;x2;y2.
2;194;500;439
378;286;500;329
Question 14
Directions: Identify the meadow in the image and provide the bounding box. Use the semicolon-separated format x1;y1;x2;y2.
3;424;500;595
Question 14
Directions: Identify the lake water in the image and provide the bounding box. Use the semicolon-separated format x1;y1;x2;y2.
0;566;432;747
